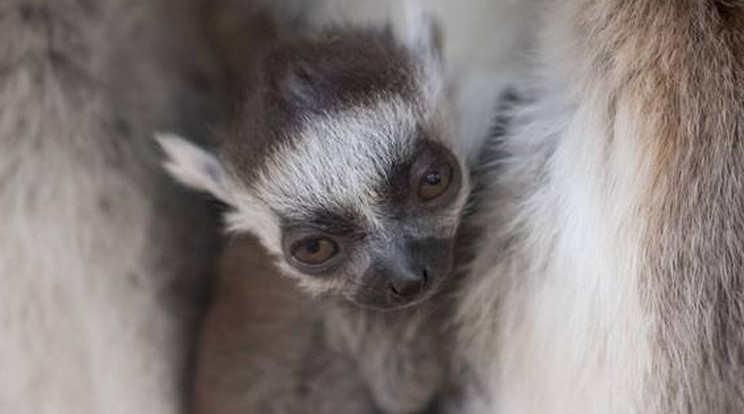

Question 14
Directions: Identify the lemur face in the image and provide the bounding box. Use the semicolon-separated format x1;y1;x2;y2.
246;102;466;310
159;27;469;310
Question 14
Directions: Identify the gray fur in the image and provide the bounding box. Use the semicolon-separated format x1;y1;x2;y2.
0;1;223;412
163;17;469;414
194;236;449;414
160;24;471;308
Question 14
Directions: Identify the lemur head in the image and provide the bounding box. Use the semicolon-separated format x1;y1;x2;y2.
159;15;470;310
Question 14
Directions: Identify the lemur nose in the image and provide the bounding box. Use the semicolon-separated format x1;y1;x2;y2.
389;269;427;299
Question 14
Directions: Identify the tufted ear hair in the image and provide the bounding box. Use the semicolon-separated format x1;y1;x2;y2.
400;0;443;66
397;0;445;104
155;132;233;204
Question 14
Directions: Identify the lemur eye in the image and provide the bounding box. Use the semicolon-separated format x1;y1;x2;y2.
417;163;453;201
291;237;338;265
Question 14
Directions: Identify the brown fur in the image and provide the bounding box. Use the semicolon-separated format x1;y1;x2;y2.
193;236;378;414
193;235;451;414
566;1;744;411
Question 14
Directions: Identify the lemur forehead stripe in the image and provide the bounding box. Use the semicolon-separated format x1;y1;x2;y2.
250;98;419;229
220;27;420;184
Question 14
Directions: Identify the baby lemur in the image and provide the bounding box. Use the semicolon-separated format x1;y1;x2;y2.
159;9;471;414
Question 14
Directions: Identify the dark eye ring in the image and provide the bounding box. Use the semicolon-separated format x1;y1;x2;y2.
291;237;339;265
417;163;453;201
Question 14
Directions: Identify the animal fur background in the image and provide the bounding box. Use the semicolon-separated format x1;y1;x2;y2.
456;1;744;413
3;0;741;413
0;1;224;412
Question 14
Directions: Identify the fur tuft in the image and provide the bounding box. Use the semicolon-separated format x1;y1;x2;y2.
156;133;230;203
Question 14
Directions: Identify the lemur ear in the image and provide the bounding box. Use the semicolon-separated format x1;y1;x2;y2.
155;133;232;203
400;0;443;65
397;0;444;103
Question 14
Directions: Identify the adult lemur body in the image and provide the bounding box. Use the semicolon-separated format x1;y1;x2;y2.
0;0;223;413
161;9;471;413
457;1;744;413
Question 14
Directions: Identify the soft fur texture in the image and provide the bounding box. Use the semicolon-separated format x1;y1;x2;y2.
177;2;541;413
0;1;223;413
457;1;744;413
194;235;449;414
165;18;468;413
159;21;471;302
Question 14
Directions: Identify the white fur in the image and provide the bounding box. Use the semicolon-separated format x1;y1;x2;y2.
157;133;231;203
399;0;436;60
253;99;418;226
457;2;659;413
426;0;539;165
